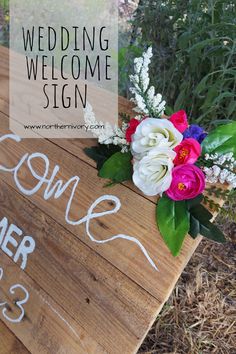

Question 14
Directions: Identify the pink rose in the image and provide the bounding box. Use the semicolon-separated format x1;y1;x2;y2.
166;164;206;201
126;118;141;143
174;138;201;165
170;110;188;133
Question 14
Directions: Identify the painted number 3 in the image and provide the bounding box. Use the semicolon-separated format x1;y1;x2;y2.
0;267;29;323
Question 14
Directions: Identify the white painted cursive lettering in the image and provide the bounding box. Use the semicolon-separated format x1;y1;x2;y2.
0;134;158;270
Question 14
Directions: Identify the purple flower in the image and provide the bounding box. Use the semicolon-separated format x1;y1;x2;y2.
183;124;207;144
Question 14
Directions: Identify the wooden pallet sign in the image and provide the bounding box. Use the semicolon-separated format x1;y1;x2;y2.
0;46;202;354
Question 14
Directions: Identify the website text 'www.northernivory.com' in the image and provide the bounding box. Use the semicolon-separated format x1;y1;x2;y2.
23;123;105;131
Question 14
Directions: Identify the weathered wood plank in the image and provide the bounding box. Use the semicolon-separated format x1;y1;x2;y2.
0;178;159;353
0;320;30;354
0;251;107;354
0;111;201;303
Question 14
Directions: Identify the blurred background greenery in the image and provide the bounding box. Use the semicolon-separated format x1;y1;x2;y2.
120;0;236;129
0;0;9;47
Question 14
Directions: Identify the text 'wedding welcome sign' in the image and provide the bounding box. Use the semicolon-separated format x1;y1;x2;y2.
10;0;118;138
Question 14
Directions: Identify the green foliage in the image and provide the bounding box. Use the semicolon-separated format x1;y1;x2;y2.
218;189;236;222
157;194;226;256
85;146;133;186
84;144;121;170
130;0;236;128
0;0;9;9
206;186;230;199
202;121;236;156
98;151;133;184
119;112;131;123
0;0;9;47
205;186;236;222
187;203;226;243
203;195;221;212
156;195;190;256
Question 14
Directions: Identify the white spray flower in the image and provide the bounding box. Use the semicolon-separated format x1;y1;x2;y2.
203;152;236;189
129;47;166;117
83;103;129;151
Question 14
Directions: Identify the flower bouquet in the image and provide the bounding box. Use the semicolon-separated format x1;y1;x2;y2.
84;48;236;256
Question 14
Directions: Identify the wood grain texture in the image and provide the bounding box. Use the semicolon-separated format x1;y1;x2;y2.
0;251;106;354
0;179;159;353
0;321;30;354
0;111;201;302
0;45;203;354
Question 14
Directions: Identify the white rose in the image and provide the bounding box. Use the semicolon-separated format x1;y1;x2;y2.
131;118;182;157
132;147;176;196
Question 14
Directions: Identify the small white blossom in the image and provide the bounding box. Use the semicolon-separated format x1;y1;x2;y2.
207;176;218;184
219;168;230;183
203;153;236;189
218;155;226;165
203;167;213;177
129;47;166;117
83;103;129;151
147;86;155;103
212;165;221;177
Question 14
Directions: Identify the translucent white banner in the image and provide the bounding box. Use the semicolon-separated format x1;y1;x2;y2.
10;0;118;138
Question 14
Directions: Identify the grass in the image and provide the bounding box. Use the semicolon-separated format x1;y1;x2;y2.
139;220;236;354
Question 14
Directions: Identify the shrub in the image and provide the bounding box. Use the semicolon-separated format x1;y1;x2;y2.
130;0;236;128
0;0;9;47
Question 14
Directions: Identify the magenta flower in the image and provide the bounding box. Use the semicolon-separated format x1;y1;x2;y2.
166;164;206;201
174;138;201;165
169;110;188;133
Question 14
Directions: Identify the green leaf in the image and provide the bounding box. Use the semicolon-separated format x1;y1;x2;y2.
165;105;174;116
157;196;190;257
98;152;132;183
194;75;209;95
227;100;236;117
174;84;188;111
187;196;213;222
212;91;235;105
201;84;219;110
188;38;222;52
202;121;236;157
178;32;190;50
84;145;120;170
189;204;226;243
186;195;204;210
189;214;200;239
